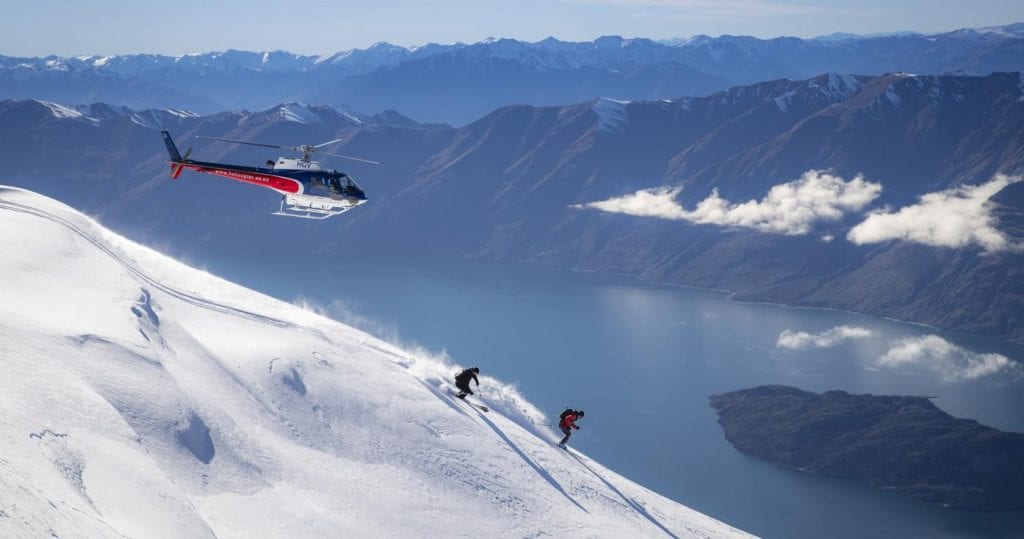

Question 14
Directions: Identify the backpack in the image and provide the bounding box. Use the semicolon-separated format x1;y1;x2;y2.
559;408;574;422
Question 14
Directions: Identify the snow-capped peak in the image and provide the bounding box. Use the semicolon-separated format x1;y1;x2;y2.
261;103;365;127
773;90;797;112
34;101;102;124
39;101;87;119
592;97;631;133
808;73;862;101
43;58;68;71
272;103;323;125
128;108;199;129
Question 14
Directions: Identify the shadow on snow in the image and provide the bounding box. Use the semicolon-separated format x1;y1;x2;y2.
568;451;678;538
475;411;589;514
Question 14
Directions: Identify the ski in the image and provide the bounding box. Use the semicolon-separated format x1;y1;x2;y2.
446;388;489;412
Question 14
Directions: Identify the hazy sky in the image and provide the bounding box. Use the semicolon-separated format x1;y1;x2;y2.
3;0;1023;57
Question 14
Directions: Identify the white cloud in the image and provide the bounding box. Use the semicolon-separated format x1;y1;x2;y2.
879;335;1018;381
579;186;689;219
776;325;873;349
847;174;1022;253
575;170;882;235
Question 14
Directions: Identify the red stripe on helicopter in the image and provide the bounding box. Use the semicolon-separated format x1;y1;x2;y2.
181;164;301;194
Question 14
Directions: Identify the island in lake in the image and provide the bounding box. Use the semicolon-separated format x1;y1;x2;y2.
709;385;1024;512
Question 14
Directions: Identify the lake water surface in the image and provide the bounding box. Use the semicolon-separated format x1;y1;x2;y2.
203;255;1024;538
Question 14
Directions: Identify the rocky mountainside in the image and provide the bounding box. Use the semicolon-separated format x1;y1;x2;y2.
2;24;1023;123
709;385;1024;512
1;72;1022;343
336;72;1024;343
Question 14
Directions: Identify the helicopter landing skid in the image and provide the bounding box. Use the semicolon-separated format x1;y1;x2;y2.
272;194;363;220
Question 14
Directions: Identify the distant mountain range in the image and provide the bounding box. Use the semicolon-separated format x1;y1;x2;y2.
2;23;1023;124
1;70;1022;343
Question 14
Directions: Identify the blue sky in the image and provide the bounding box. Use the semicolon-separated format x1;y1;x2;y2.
4;0;1024;56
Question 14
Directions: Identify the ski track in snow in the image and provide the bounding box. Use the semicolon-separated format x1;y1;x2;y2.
0;186;750;538
0;195;323;338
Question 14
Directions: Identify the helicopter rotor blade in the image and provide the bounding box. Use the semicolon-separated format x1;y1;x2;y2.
195;136;284;150
313;138;344;149
320;151;381;165
193;135;377;163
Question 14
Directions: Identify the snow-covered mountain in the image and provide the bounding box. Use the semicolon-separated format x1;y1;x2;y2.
0;186;748;537
3;23;1022;123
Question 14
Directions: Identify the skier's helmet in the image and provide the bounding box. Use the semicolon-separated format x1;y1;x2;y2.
471;367;480;373
577;410;585;417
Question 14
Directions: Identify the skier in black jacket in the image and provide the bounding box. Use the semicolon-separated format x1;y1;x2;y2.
454;367;480;399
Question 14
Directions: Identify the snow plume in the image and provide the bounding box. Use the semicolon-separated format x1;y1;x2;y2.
575;170;882;235
292;296;401;343
291;297;552;439
879;335;1019;381
847;174;1022;253
403;347;553;440
776;325;873;349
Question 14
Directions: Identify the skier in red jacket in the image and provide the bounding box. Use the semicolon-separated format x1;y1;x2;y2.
557;409;584;448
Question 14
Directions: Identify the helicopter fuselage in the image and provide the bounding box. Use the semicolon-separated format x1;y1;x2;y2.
181;159;303;193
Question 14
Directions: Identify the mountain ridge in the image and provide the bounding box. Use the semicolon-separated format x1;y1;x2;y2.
3;23;1023;124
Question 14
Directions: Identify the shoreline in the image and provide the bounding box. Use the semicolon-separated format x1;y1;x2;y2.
566;265;1024;350
192;251;1024;351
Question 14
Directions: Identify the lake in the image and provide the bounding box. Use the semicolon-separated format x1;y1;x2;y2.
202;254;1024;538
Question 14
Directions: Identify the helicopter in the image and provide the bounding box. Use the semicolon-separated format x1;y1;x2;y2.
160;130;378;219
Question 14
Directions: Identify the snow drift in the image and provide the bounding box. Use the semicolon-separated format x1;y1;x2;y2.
0;186;747;537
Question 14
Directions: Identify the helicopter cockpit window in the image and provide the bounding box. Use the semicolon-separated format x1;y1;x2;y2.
310;176;325;189
329;177;343;193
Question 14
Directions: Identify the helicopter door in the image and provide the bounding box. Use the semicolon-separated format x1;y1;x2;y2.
308;175;324;190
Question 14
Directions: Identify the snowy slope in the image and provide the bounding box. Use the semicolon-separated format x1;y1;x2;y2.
0;187;748;538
